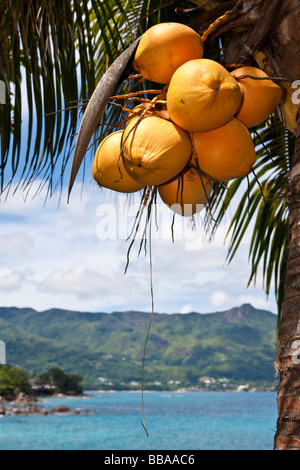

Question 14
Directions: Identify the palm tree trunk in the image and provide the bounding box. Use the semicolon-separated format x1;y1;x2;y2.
274;120;300;450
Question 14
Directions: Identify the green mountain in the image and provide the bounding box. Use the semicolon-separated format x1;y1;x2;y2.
0;304;278;390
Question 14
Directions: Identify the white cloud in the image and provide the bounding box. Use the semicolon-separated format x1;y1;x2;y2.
0;233;34;255
210;291;230;307
179;303;194;314
0;267;28;292
39;263;106;297
38;262;148;303
0;180;278;315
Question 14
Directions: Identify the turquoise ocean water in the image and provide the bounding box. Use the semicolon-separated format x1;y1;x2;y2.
0;391;277;450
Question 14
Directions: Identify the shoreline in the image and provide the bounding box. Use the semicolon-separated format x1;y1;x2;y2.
80;388;277;394
0;392;91;416
0;387;277;403
0;389;277;417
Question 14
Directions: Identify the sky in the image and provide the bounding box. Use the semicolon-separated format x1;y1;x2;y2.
0;172;278;315
0;64;278;317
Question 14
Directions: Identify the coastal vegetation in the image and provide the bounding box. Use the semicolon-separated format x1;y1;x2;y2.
0;304;277;392
0;365;32;398
0;365;83;399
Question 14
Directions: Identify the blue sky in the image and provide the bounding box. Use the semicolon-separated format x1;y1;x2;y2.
0;172;278;314
0;72;278;316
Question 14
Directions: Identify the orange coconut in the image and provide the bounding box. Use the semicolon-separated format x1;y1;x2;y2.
167;58;242;133
92;131;145;193
191;118;256;182
231;66;283;127
158;166;212;217
122;116;192;186
127;103;170;121
133;22;204;84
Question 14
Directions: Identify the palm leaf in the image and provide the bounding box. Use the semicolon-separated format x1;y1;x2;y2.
1;0;294;317
207;113;294;315
1;0;204;196
67;38;141;201
67;0;201;198
0;0;156;195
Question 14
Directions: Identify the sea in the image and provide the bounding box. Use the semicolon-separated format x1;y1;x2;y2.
0;391;277;451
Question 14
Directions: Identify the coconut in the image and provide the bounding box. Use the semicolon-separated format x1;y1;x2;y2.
158;166;212;217
127;103;170;121
167;58;242;133
133;22;204;84
191;118;256;181
92;131;145;193
231;66;283;128
122;115;192;186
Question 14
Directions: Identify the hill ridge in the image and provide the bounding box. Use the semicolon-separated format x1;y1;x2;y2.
0;304;277;390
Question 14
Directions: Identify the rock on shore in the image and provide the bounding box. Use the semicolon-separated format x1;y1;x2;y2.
0;393;90;416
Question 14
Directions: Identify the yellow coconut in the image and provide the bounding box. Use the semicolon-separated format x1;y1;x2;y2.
231;66;283;128
122;116;192;186
92;131;145;193
133;22;204;84
158;166;212;216
191;118;256;181
127;103;170;121
167;58;242;132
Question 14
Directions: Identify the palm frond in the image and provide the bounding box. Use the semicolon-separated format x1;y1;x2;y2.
1;0;294;317
206;113;294;315
0;0;211;196
0;0;152;196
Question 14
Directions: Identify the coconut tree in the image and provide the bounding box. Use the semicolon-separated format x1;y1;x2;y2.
0;0;145;194
185;1;300;450
1;0;300;450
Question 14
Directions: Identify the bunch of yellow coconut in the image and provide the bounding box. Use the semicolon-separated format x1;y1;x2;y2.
92;22;283;217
